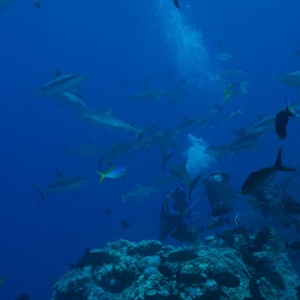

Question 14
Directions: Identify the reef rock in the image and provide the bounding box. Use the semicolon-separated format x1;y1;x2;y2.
52;232;300;300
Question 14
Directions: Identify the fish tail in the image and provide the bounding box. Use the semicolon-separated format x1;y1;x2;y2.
240;81;249;94
285;98;295;117
137;124;156;141
114;190;126;203
96;170;106;184
31;183;45;203
173;0;179;9
279;165;297;172
31;0;40;8
223;90;230;101
274;147;297;172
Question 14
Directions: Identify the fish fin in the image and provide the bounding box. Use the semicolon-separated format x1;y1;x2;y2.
56;169;63;177
31;0;40;8
98;156;105;170
114;190;126;203
240;81;249;94
284;97;294;117
173;0;179;8
232;127;247;136
70;89;83;98
257;114;265;120
103;107;112;115
54;69;61;78
96;170;106;184
274;147;297;171
31;183;45;203
73;189;81;195
209;103;222;113
106;166;114;173
137;124;156;140
161;153;175;171
223;89;231;101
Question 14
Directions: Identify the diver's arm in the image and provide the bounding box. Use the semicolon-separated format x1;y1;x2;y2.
182;200;192;218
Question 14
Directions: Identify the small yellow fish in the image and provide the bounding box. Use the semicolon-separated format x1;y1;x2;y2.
96;166;129;184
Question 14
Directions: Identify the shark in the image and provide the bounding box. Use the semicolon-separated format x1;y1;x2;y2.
279;70;300;88
0;0;40;10
77;108;144;137
31;170;87;204
115;184;158;203
57;91;90;111
214;114;275;157
128;89;170;103
31;69;85;100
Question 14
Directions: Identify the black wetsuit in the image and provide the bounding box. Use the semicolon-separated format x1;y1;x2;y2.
158;195;190;242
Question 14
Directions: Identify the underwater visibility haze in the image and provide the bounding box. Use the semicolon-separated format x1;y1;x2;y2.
1;0;300;299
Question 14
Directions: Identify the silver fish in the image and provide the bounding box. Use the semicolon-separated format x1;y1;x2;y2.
31;69;85;99
31;170;87;203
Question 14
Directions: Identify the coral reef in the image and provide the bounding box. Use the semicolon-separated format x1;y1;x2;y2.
52;229;300;300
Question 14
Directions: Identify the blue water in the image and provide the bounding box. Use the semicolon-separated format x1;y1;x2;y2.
1;0;300;299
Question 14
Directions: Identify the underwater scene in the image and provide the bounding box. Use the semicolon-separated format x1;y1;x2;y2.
1;0;300;299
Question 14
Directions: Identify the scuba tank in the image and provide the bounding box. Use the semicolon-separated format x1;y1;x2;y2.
203;171;233;216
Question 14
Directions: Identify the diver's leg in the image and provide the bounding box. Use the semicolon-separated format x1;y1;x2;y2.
158;219;173;242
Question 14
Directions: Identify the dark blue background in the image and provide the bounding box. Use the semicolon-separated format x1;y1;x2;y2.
1;0;300;299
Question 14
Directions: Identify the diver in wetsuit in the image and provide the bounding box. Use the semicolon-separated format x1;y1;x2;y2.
158;187;194;242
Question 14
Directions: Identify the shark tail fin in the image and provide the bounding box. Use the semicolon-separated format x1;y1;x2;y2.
31;183;45;204
274;147;297;172
30;0;40;8
114;190;126;203
137;124;156;141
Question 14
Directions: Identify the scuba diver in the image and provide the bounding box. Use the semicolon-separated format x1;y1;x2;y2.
158;187;199;242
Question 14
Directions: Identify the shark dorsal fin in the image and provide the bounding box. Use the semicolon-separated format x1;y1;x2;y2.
56;169;63;177
54;69;61;78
